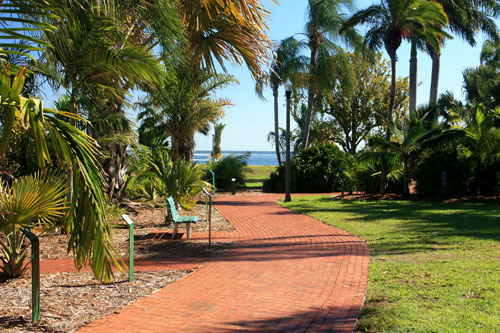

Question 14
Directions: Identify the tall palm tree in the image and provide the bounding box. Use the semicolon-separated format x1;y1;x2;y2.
342;0;449;193
428;0;499;105
300;0;361;149
256;37;304;165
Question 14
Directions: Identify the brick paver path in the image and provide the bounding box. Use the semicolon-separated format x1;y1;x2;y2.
80;194;369;332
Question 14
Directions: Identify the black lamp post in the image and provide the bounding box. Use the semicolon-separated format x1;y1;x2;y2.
284;79;292;202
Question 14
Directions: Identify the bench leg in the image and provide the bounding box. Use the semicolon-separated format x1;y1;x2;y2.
172;224;179;239
186;223;191;239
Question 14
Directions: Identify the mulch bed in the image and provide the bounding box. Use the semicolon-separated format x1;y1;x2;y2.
0;201;235;332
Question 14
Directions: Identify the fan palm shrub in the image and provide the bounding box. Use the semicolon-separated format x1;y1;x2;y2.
0;171;67;278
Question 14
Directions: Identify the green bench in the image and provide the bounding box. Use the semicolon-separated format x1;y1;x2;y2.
166;197;198;239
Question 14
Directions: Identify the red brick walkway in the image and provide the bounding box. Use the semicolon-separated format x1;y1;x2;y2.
80;194;369;332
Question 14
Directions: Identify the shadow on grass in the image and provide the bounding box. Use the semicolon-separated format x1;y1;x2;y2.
287;197;500;256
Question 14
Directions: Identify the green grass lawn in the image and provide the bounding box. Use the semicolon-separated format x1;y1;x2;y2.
282;196;500;332
243;165;276;187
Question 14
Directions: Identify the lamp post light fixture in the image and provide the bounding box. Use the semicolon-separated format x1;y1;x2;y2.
284;79;292;202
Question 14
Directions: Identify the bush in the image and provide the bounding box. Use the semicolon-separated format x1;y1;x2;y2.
205;153;250;190
263;143;353;193
414;146;500;197
414;148;472;196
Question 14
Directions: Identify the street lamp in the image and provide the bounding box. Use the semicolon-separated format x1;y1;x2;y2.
284;79;292;202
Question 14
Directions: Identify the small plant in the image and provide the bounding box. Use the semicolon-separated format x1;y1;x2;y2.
0;171;67;278
149;149;210;210
206;152;250;190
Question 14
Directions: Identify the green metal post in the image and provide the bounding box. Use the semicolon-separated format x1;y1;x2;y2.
121;215;134;282
202;188;213;248
209;169;216;194
208;193;212;247
21;228;40;323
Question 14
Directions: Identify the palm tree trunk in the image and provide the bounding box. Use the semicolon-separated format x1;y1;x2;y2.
172;138;179;162
302;47;318;150
273;86;282;165
429;49;440;105
178;135;195;161
380;54;398;194
409;39;418;113
102;143;129;203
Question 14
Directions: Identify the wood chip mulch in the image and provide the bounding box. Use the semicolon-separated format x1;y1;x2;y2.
0;270;190;333
0;201;235;332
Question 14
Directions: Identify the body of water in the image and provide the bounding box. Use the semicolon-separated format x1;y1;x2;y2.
193;151;279;166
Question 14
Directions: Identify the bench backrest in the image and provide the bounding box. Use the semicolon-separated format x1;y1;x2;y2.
167;196;178;217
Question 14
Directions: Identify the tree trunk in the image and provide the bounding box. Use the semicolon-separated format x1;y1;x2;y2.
403;156;409;195
97;103;132;204
273;85;282;165
178;135;195;161
302;46;318;150
409;40;418;113
380;54;398;195
429;49;441;105
102;143;129;203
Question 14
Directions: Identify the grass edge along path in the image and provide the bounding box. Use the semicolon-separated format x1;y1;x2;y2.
282;195;500;332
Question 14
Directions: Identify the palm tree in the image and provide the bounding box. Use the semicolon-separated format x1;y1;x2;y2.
342;0;449;193
256;37;304;165
429;0;499;104
0;0;58;62
0;171;67;278
0;63;121;282
463;105;500;195
178;0;273;80
480;39;500;66
366;113;464;195
37;1;176;203
212;123;226;161
300;0;361;150
138;62;236;161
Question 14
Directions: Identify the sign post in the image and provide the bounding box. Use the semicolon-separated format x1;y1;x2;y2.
121;214;134;282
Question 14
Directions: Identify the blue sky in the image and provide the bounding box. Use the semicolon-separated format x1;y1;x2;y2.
194;0;491;151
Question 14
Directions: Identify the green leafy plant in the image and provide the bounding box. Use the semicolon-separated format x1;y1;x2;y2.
264;143;353;193
0;62;123;282
206;153;250;190
149;149;209;210
0;171;67;278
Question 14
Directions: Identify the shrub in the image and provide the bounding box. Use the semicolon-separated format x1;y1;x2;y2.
149;150;209;210
205;152;250;190
263;143;353;193
0;171;67;278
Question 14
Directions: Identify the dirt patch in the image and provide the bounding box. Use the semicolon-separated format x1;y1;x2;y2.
34;201;234;261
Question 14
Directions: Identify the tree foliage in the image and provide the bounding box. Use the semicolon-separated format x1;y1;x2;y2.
320;52;409;154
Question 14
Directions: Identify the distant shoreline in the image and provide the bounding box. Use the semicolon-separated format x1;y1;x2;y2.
193;150;279;166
